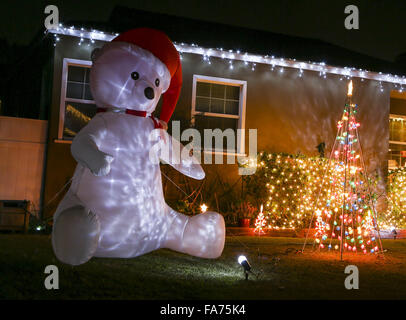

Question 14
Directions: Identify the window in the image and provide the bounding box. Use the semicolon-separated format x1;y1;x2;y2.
191;75;247;154
58;58;96;140
389;115;406;168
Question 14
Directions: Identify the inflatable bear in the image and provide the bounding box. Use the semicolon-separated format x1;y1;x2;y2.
52;28;225;265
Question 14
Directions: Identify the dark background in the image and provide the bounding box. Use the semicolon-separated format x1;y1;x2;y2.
1;0;405;120
0;0;405;62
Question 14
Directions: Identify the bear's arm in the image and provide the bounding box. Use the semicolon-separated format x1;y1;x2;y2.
156;130;205;180
71;115;113;176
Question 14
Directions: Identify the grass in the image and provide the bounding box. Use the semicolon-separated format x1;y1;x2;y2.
1;234;406;300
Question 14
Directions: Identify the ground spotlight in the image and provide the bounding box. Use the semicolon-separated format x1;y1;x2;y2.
238;255;252;280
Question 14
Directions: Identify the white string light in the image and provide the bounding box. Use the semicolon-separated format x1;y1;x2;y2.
48;24;406;87
229;60;233;70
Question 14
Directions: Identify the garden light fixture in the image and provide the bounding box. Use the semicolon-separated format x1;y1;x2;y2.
238;255;252;280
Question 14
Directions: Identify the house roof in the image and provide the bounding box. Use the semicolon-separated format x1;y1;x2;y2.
52;6;406;86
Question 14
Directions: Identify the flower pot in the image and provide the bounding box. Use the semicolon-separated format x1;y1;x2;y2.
239;218;250;228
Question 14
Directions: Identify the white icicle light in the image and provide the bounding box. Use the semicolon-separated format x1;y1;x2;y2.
48;25;406;87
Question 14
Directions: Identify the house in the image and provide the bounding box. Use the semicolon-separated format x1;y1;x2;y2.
2;7;406;220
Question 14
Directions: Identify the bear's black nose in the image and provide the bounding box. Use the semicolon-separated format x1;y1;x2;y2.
144;87;154;100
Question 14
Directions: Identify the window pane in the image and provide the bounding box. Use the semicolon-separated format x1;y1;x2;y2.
389;143;406;168
225;100;239;115
196;82;210;97
195;97;210;112
195;80;241;116
393;121;401;141
194;115;238;152
221;117;238;131
63;102;97;139
84;84;93;100
206;116;238;131
211;84;225;99
66;82;84;99
85;68;91;84
390;119;406;142
211;98;224;114
226;86;240;100
67;66;86;82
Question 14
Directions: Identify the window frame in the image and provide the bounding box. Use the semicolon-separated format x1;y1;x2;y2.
389;114;406;145
388;114;406;169
58;58;94;141
191;75;247;155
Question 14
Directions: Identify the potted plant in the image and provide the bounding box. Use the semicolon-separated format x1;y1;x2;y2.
232;201;256;228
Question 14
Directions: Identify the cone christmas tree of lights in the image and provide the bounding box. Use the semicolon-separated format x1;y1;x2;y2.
254;205;267;234
302;81;384;260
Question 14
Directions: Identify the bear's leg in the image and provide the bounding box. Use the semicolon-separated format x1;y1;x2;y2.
164;208;225;259
52;205;100;266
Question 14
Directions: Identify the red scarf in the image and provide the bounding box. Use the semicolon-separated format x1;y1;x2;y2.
96;107;162;129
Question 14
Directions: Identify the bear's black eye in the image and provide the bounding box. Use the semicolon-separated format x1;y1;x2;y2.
131;71;139;80
155;78;160;87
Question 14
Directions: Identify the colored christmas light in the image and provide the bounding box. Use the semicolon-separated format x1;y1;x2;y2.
303;81;384;259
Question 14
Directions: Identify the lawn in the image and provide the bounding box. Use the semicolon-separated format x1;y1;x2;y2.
1;234;406;300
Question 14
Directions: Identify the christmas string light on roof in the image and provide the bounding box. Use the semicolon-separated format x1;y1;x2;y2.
47;24;406;87
302;81;384;260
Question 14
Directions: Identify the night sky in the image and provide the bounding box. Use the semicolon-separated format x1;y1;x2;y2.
0;0;405;62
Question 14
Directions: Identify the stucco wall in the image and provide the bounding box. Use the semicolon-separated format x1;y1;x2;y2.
179;53;389;170
0;116;47;211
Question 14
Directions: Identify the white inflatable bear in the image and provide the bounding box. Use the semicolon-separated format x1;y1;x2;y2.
52;28;225;266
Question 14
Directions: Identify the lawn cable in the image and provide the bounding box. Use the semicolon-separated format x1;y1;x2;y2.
39;178;73;221
226;228;251;249
161;171;190;197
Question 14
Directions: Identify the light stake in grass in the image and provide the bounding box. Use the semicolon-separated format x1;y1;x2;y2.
238;255;252;280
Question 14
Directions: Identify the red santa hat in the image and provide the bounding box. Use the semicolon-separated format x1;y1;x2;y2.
112;28;182;123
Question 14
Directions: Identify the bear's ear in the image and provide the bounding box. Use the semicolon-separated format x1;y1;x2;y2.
91;48;102;63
